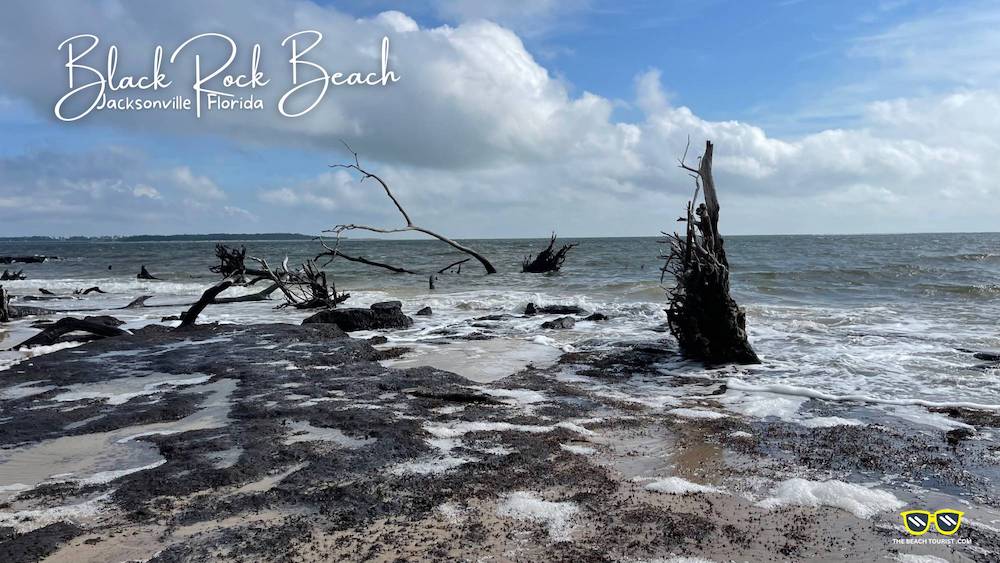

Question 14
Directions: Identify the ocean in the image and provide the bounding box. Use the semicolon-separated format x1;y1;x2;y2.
2;233;999;412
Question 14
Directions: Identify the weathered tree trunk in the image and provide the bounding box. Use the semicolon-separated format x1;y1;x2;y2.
662;140;759;364
179;279;234;328
522;233;578;273
14;316;128;349
0;286;9;323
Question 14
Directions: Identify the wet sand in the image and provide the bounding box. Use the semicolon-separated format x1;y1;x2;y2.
0;322;997;562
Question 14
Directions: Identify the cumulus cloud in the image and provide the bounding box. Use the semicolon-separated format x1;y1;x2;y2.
0;1;997;235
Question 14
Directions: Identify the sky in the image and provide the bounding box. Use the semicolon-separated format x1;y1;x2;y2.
0;0;998;237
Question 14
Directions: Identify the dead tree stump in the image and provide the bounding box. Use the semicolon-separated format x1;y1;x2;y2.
137;265;159;280
522;233;578;273
661;140;759;365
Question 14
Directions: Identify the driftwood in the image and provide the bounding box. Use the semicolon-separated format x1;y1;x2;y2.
0;286;8;323
327;143;497;274
661;140;759;365
1;269;25;281
210;244;248;282
14;316;127;349
214;283;280;303
316;248;418;275
74;286;106;295
438;258;469;274
0;256;51;264
179;279;234;328
137;265;159;280
123;295;154;309
251;257;349;309
522;233;578;273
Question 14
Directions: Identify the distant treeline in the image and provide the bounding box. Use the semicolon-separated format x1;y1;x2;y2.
0;233;317;242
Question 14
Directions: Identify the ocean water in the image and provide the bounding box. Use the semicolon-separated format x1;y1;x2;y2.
1;233;999;410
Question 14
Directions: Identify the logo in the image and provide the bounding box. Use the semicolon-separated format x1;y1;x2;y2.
901;509;964;536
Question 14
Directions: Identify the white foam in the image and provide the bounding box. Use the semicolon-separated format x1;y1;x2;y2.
282;420;373;447
478;387;547;405
497;491;580;542
560;443;596;455
0;493;110;534
436;501;466;523
726;379;1000;411
644;477;725;495
76;460;167;485
756;478;904;519
892;555;951;563
0;381;56;400
391;456;473;475
424;421;557;439
797;416;864;428
52;373;212;405
667;408;727;420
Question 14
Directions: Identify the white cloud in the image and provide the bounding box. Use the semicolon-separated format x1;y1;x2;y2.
170;167;226;201
0;1;997;235
133;184;162;199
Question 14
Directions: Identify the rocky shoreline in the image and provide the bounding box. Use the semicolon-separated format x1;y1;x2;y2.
0;315;998;562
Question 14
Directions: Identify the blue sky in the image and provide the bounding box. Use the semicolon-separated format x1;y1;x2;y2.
0;0;997;237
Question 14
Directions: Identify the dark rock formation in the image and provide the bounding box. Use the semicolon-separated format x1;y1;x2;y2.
583;312;609;321
302;301;412;332
541;316;576;329
416;306;433;316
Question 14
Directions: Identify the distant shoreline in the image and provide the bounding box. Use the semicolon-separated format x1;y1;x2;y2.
1;231;998;242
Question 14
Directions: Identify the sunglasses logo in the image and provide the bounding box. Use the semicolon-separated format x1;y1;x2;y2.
900;510;964;536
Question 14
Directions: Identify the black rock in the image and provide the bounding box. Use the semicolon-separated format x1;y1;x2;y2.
416;306;433;316
583;312;608;321
973;350;1000;362
303;302;412;332
541;316;576;329
474;314;512;322
524;302;538;315
946;427;974;447
370;300;403;311
538;304;587;315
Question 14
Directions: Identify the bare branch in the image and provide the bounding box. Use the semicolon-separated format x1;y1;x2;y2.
329;147;498;274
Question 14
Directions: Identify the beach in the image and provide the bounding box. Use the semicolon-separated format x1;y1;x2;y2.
0;234;998;561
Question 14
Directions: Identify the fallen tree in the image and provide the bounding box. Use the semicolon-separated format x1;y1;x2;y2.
179;279;234;328
210;244;270;283
326;143;497;274
251;256;349;309
522;233;577;273
0;255;51;264
661;140;759;365
14;316;128;349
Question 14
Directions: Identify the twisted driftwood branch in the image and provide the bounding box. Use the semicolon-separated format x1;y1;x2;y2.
327;143;497;274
